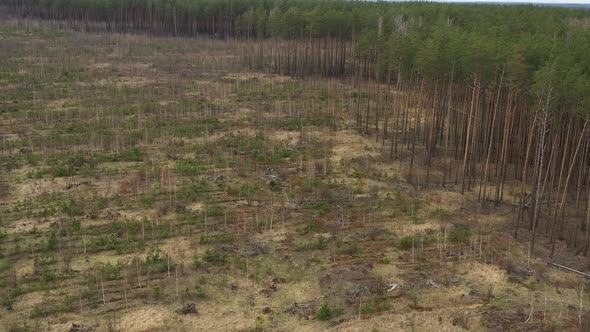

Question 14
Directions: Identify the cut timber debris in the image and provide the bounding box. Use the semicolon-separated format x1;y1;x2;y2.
385;283;401;292
283;296;326;319
176;303;198;315
345;285;372;304
69;323;95;332
426;279;439;288
542;257;590;278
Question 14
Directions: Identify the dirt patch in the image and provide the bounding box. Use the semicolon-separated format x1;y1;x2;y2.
90;63;110;69
11;290;45;312
223;72;291;84
119;306;170;331
461;261;506;285
331;130;381;165
92;77;154;88
319;263;374;289
14;175;82;199
186;202;203;213
272;130;301;146
7;217;53;233
46;98;76;110
158;236;194;264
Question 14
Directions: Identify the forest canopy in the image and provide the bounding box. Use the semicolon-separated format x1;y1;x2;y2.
4;0;590;115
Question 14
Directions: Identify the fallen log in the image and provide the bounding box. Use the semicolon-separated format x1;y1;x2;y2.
542;258;590;278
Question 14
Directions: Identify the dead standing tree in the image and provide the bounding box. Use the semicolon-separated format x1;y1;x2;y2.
529;83;555;257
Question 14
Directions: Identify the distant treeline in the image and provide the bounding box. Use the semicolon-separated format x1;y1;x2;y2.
2;1;590;94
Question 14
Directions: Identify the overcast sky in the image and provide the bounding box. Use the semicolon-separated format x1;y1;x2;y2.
393;0;590;4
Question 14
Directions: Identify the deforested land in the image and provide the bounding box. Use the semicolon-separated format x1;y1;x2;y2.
1;1;590;331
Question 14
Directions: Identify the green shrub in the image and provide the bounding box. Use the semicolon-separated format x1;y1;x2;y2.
255;316;266;332
114;147;143;162
146;248;171;273
397;236;414;250
0;259;11;273
338;241;361;256
449;225;471;243
198;275;207;284
238;182;259;198
6;320;31;332
176;158;206;176
96;196;108;210
380;300;392;311
178;181;210;201
139;194;156;207
232;256;247;272
2;287;24;310
40;267;57;283
305;201;330;216
24;153;39;167
315;303;332;321
58;295;76;313
295;237;327;252
195;286;207;299
192;257;202;269
361;303;376;315
152;286;160;301
101;262;121;280
52;165;76;177
205;205;224;217
46;230;58;251
430;207;454;219
298;220;318;235
203;249;227;264
274;147;293;159
61;198;85;217
392;190;408;212
302;178;322;193
67;219;81;232
91;235;121;252
30;305;48;318
199;233;235;244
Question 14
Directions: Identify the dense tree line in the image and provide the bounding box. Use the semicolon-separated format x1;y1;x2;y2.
3;1;589;76
3;0;590;255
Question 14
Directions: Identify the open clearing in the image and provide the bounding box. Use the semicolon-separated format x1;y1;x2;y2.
0;19;588;332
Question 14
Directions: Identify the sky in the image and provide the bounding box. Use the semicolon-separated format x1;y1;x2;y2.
391;0;590;4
